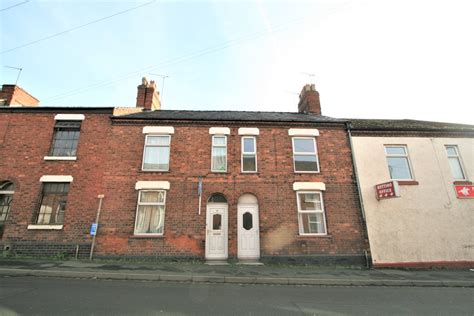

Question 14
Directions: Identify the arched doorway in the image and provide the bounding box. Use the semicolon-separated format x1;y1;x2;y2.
237;194;260;260
0;181;15;238
205;193;228;260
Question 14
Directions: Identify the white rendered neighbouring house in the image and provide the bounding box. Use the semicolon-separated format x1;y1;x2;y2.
349;119;474;268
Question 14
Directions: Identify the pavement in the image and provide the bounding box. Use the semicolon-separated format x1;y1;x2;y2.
0;258;473;288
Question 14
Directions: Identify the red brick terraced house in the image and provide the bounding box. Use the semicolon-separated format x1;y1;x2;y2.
0;80;369;264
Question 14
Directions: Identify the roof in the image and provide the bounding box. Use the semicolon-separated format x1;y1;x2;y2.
113;109;346;123
349;119;474;133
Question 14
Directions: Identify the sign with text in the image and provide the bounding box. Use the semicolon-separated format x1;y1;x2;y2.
375;181;400;200
455;185;474;199
90;223;98;236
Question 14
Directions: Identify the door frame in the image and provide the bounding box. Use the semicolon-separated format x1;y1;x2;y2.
205;202;228;260
237;203;260;260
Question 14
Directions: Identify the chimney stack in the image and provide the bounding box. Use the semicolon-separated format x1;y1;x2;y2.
136;77;161;111
298;84;321;115
0;84;39;107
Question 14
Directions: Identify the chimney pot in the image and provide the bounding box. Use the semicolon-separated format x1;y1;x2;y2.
298;83;321;115
136;77;161;111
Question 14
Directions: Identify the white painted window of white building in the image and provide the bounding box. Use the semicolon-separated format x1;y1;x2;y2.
292;137;319;172
142;135;171;171
296;191;327;235
134;190;166;235
385;145;413;180
241;136;257;172
211;135;227;172
445;145;466;180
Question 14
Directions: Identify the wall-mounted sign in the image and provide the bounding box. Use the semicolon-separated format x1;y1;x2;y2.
90;223;98;236
375;181;400;200
455;185;474;199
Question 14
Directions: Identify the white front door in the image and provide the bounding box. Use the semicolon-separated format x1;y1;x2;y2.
237;204;260;259
205;204;228;260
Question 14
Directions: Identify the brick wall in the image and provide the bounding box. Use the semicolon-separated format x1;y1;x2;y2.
0;110;112;256
96;122;368;261
0;110;368;262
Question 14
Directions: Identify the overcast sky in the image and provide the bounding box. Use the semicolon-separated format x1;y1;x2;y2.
1;0;473;124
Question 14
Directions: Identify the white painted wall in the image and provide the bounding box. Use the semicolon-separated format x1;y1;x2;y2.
352;136;474;265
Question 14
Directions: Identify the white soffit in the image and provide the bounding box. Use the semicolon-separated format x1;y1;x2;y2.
135;181;170;190
54;114;85;121
40;175;73;183
209;127;230;135
238;128;260;135
142;126;175;134
288;128;319;136
293;182;326;191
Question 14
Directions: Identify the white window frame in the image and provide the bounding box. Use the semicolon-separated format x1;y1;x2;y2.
296;191;327;236
133;190;166;236
241;136;257;173
384;145;414;180
292;137;320;173
445;145;467;181
211;135;227;172
141;134;171;172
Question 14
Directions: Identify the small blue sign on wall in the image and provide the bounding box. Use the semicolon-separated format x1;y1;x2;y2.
90;223;98;236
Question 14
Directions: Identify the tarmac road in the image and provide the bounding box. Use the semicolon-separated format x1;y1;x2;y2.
0;276;473;315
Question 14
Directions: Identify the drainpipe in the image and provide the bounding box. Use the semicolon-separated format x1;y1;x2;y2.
346;122;371;268
346;122;366;221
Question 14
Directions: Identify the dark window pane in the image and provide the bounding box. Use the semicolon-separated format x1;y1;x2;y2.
294;155;318;171
243;155;256;172
50;122;81;157
212;214;222;230
243;212;253;230
208;193;227;203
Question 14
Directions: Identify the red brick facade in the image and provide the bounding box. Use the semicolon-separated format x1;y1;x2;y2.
0;109;112;257
94;121;367;262
0;82;368;264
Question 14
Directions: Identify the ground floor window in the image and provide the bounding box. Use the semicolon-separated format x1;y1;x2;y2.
134;190;166;235
296;191;327;235
37;183;69;225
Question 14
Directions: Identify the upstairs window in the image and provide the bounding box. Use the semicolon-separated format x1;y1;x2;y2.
385;145;413;180
241;136;257;172
445;145;466;181
292;137;319;172
36;183;69;225
50;121;81;157
212;135;227;172
142;135;171;171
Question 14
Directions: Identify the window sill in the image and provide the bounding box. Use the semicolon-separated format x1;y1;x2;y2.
130;235;164;239
397;180;419;185
294;171;320;174
140;170;170;173
453;181;472;185
44;156;77;161
297;234;331;238
27;224;63;230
